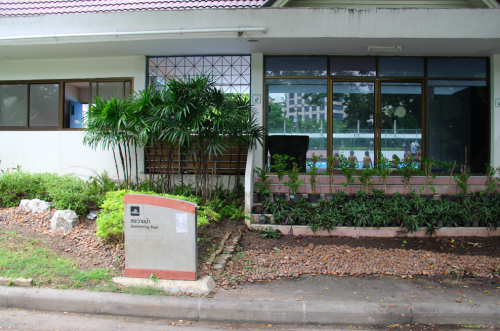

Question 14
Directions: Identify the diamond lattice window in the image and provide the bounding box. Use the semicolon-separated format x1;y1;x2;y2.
148;55;251;94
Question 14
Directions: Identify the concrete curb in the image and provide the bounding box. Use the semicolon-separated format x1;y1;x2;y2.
0;286;498;325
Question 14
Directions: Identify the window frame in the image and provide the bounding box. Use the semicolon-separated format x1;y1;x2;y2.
264;55;490;174
0;78;133;131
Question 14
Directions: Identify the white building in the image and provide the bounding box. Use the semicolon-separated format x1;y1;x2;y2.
1;0;500;179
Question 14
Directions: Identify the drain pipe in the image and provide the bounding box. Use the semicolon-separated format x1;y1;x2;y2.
0;27;268;41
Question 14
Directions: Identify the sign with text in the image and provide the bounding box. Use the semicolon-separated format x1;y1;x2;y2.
124;194;197;281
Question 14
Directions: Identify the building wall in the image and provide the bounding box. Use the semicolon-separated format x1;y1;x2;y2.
491;54;500;168
0;55;146;178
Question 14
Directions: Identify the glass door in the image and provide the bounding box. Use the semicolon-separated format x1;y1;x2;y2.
331;81;375;168
379;81;423;165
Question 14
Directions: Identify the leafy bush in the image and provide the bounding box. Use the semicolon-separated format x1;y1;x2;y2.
0;171;102;215
96;190;221;240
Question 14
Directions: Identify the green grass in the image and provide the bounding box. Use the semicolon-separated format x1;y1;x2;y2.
0;230;113;289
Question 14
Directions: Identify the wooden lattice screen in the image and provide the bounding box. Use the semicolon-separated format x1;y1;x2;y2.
144;143;248;175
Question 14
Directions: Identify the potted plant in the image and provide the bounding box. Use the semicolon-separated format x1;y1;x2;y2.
340;154;356;201
483;163;499;200
284;162;304;202
272;154;292;200
372;189;385;203
419;157;438;200
440;160;457;201
376;152;392;198
254;165;272;203
307;153;323;204
325;153;340;201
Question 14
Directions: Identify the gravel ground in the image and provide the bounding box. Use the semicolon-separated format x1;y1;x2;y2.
215;243;500;288
0;207;125;272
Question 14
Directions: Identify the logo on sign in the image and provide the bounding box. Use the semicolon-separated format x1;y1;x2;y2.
130;206;140;216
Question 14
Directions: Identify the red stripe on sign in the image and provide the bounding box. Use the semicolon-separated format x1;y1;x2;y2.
124;194;196;214
125;268;196;281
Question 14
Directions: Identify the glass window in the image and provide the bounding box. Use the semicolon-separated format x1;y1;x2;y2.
332;82;375;169
97;82;124;100
428;80;488;173
297;99;302;104
330;57;376;76
305;107;309;112
380;82;422;164
289;93;294;99
297;107;302;112
312;114;317;120
266;78;327;172
29;84;60;127
320;114;325;120
320;105;325;111
379;57;424;77
289;99;295;105
266;57;327;77
428;58;487;78
0;84;28;127
289;108;294;113
289;115;295;121
312;106;317;112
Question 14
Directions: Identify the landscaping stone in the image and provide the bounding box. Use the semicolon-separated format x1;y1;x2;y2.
51;210;79;231
19;199;51;213
0;277;10;285
12;278;33;287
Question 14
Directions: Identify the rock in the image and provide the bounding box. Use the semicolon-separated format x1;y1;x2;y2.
455;298;462;303
19;199;52;213
87;210;99;220
13;278;32;287
51;210;79;231
0;277;10;285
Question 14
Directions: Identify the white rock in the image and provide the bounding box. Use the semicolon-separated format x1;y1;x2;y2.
51;210;79;231
19;199;52;213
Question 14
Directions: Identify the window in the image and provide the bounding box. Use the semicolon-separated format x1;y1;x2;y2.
305;115;309;120
289;93;294;99
289;115;295;121
320;114;325;120
312;114;317;120
148;55;250;93
266;57;327;77
289;108;294;113
297;107;302;112
0;79;132;129
379;58;424;77
332;104;344;111
298;115;302;120
305;107;309;112
312;106;317;112
320;105;325;111
289;99;295;105
330;57;376;76
297;99;302;104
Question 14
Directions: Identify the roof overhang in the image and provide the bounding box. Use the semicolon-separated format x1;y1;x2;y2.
0;8;499;60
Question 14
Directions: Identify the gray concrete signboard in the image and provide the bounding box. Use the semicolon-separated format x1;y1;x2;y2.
124;194;197;281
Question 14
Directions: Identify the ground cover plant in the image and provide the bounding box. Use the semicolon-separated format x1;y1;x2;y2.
254;193;500;234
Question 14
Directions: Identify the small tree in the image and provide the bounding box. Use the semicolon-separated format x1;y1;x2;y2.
340;154;356;195
358;167;375;194
376;152;392;194
441;160;457;196
419;157;438;195
326;153;340;194
395;155;420;195
484;163;499;195
284;162;304;195
272;154;292;194
307;153;323;195
254;165;272;195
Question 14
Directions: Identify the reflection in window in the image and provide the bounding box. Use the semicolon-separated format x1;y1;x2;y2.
29;84;60;127
380;82;422;164
0;84;27;127
266;57;327;77
428;80;488;173
379;58;424;77
330;57;376;76
428;58;487;78
332;82;375;168
266;79;327;172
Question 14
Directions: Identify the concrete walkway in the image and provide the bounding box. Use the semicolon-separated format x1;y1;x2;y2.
0;274;499;326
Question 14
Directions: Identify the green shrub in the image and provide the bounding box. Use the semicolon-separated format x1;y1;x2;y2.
0;172;101;215
96;190;221;241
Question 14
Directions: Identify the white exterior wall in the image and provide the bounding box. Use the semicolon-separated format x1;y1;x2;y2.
0;56;146;179
250;53;264;171
491;54;500;168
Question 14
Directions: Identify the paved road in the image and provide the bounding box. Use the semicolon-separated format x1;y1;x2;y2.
0;308;376;331
215;274;500;306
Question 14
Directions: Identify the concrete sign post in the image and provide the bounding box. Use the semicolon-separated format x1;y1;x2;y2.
124;194;197;281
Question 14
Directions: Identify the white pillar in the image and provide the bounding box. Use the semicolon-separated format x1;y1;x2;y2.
251;53;264;169
490;54;500;168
